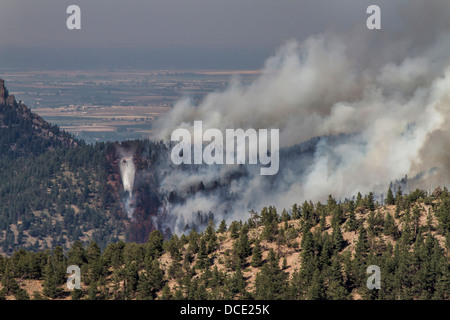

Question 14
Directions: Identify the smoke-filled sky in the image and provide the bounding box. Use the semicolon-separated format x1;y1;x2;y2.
146;0;450;233
0;0;427;69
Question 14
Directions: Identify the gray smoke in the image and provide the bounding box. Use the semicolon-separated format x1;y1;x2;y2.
151;0;450;234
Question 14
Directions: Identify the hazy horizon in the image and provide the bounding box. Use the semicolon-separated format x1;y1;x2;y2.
0;0;414;71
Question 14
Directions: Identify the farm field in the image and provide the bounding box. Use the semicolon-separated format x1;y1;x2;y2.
0;69;259;143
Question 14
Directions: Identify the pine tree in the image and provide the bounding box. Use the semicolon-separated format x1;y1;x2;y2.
353;225;370;287
306;269;325;300
298;226;317;296
1;262;21;297
87;281;100;300
400;209;413;246
291;203;300;220
355;225;369;260
436;195;450;236
384;211;398;238
235;223;251;261
196;238;210;270
228;267;246;298
146;230;164;261
261;206;279;241
217;220;227;233
325;256;348;300
396;186;403;211
86;241;104;285
254;249;288;299
251;240;263;268
366;192;375;211
43;258;63;299
356;192;363;208
229;221;240;239
346;200;358;231
386;187;395;205
138;260;164;300
174;287;184;300
332;223;345;252
205;219;218;254
67;240;87;266
166;234;182;261
124;261;139;299
187;227;200;254
71;288;84;300
160;283;173;300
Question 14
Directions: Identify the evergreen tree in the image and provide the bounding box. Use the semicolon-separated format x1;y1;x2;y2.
196;238;211;270
353;226;370;287
67;240;87;266
356;192;363;208
87;281;100;300
386;187;395;205
325;256;348;300
205;220;218;254
71;288;84;300
346;200;358;232
251;239;263;268
42;258;63;299
254;249;288;299
227;267;246;298
332;223;345;252
166;234;182;261
291;203;300;220
146;230;164;261
229;221;240;239
261;206;279;241
384;212;398;238
187;227;200;254
355;225;370;260
235;223;251;261
305;269;325;300
160;283;173;300
366;192;375;212
217;220;227;233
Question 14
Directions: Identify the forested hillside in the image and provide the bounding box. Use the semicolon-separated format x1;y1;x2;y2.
0;78;177;255
0;79;126;254
0;187;449;300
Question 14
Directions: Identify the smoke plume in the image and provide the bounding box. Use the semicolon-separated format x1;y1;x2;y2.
151;0;450;234
118;149;136;219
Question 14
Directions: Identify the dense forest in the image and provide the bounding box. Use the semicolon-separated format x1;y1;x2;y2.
0;89;123;254
0;186;449;300
0;79;168;253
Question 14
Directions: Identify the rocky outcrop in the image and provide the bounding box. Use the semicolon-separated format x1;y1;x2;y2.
0;79;8;105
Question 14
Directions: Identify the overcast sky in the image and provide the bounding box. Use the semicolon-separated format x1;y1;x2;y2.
0;0;438;69
1;0;406;48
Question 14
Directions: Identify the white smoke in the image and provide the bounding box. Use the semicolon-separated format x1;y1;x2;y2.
119;154;136;219
151;1;450;234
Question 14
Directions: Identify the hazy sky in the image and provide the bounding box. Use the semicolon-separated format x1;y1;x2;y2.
1;0;406;47
0;0;431;69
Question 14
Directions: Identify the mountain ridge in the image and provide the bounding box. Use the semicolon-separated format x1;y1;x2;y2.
0;78;78;158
